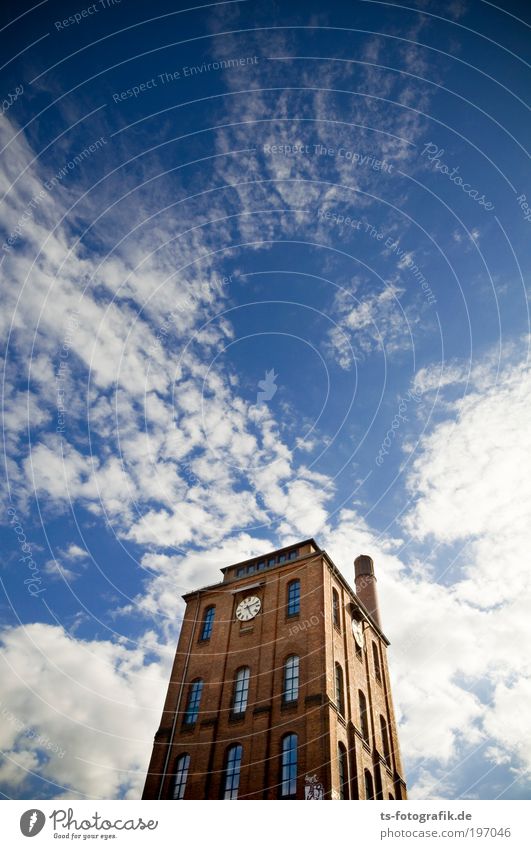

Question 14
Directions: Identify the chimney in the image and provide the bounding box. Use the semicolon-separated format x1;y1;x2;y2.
354;554;381;629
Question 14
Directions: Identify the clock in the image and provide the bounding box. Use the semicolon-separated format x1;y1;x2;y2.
352;617;365;649
236;595;261;622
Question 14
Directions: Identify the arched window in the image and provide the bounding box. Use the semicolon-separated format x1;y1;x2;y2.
353;616;363;660
199;606;215;641
364;768;374;800
222;744;243;799
380;715;391;765
332;588;340;629
373;641;382;682
183;678;203;725
232;667;250;715
359;690;370;741
338;743;349;799
283;655;299;703
171;753;190;799
335;662;345;717
281;733;298;797
287;579;300;616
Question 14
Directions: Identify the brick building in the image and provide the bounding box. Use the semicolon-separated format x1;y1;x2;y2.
142;538;407;800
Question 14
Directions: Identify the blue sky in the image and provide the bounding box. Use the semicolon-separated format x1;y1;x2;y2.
1;0;530;800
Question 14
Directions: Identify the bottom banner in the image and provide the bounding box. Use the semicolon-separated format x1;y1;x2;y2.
3;799;529;847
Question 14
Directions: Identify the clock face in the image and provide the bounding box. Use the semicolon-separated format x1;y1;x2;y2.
236;595;261;621
352;618;364;648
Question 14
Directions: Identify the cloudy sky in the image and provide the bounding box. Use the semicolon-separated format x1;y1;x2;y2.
1;0;530;801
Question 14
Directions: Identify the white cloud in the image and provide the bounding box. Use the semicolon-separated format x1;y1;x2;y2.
42;545;90;582
405;362;531;551
393;356;531;794
42;559;78;582
485;678;531;774
0;624;168;799
324;281;413;368
63;544;89;560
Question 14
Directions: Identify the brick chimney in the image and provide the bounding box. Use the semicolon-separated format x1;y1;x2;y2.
354;554;381;629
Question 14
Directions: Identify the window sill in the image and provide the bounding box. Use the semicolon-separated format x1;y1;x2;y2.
331;700;346;722
253;704;272;715
286;612;300;620
229;712;246;723
377;753;393;773
281;699;299;711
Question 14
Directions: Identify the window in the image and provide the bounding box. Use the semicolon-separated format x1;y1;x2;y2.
258;561;266;571
359;691;370;741
200;606;215;641
338;743;349;799
248;563;256;574
279;553;286;563
364;769;374;800
283;655;299;703
183;678;203;725
268;558;276;567
289;549;298;560
287;579;300;616
171;753;190;799
232;667;250;715
222;744;243;799
380;715;391;766
335;663;345;717
373;641;382;682
236;567;245;577
281;733;298;797
332;588;340;629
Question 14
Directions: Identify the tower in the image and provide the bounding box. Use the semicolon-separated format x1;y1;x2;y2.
143;538;407;800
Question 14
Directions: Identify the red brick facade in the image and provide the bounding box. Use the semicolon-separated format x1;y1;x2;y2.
142;539;407;800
